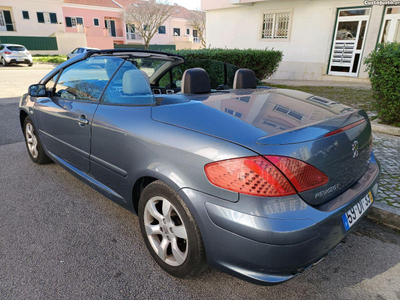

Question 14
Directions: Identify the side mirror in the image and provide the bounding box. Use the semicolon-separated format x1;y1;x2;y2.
28;84;46;97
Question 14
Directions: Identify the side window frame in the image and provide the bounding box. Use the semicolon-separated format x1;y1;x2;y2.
51;57;123;103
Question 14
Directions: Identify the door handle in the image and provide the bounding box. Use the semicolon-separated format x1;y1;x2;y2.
77;115;89;126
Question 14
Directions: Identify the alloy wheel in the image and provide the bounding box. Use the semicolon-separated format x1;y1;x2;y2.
25;123;38;158
143;196;188;266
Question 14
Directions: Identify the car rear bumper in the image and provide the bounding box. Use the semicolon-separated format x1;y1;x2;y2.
4;56;32;64
178;152;380;285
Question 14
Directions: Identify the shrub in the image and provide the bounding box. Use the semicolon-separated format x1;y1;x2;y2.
364;43;400;126
32;55;67;64
173;48;283;80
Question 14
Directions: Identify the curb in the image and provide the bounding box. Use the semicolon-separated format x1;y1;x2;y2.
371;122;400;136
367;201;400;231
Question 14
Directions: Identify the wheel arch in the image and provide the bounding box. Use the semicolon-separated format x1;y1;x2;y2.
19;109;29;131
131;169;187;214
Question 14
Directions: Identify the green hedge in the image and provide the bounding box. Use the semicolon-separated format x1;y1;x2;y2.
173;48;283;80
364;43;400;126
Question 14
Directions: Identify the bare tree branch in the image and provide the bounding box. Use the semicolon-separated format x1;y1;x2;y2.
124;0;175;49
187;11;206;48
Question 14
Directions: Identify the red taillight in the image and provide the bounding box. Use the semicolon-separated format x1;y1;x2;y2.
4;51;12;55
324;119;366;137
26;51;31;55
265;156;329;192
204;156;296;197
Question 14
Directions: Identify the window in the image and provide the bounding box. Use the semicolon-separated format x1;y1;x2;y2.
273;105;303;121
102;61;154;105
261;11;291;39
158;25;166;34
54;57;123;102
224;108;243;119
1;10;14;31
186;28;190;35
65;16;83;27
144;24;148;31
37;12;57;24
93;18;99;26
7;46;26;51
44;12;51;23
22;11;29;20
173;28;180;36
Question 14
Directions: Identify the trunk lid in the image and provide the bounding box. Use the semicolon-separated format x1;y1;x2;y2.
152;89;372;205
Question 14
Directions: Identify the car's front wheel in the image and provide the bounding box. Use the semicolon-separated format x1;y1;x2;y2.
138;180;207;278
24;117;51;164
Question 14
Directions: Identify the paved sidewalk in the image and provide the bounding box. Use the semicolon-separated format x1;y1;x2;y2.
373;133;400;207
264;79;372;89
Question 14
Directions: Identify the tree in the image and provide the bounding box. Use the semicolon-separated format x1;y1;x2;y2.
188;10;206;48
124;0;175;50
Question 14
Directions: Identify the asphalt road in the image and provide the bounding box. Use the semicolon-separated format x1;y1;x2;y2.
1;68;400;299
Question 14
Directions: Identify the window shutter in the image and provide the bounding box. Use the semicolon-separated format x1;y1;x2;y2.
22;11;30;20
37;12;45;23
65;17;72;27
50;13;57;24
76;17;83;25
105;20;108;28
3;11;14;31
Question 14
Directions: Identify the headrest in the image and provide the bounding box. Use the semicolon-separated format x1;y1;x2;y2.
140;70;150;85
123;69;151;95
181;68;211;94
233;68;257;89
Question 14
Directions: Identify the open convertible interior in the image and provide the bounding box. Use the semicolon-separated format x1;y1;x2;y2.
85;49;266;98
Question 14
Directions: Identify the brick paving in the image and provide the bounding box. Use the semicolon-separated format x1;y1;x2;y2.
372;132;400;208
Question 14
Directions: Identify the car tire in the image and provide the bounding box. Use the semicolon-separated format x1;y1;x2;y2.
138;180;207;278
1;57;7;66
23;117;52;164
28;63;33;67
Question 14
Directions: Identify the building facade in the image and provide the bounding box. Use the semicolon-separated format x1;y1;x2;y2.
203;0;400;81
0;0;204;54
62;0;125;49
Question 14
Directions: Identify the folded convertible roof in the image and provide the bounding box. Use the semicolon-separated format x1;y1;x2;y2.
84;49;185;61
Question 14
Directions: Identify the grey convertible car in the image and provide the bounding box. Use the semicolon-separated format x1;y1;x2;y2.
19;49;380;285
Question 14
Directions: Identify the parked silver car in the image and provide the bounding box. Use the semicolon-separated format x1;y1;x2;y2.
0;44;33;66
67;47;100;60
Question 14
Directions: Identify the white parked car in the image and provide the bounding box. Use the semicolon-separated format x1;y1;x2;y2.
67;47;100;60
0;44;33;67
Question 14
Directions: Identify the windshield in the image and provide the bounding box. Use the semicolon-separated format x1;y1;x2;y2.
7;46;26;51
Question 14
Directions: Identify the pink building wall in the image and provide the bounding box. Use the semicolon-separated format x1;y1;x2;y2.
62;7;125;49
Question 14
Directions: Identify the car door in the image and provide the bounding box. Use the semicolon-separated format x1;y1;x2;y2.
90;60;155;202
34;56;123;172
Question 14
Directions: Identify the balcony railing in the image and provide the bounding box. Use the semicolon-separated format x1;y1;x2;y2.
193;37;201;43
0;22;16;32
126;32;142;40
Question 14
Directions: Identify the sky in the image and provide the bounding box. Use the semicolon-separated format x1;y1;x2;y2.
169;0;202;11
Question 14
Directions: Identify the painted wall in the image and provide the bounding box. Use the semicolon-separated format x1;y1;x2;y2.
205;0;383;80
62;5;124;48
0;0;64;37
126;17;203;49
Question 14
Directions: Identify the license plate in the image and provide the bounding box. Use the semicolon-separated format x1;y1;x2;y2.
17;58;24;62
342;191;373;231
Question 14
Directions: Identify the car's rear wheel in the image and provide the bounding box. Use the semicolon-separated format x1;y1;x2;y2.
28;63;33;67
1;57;7;66
138;180;207;278
24;117;51;164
